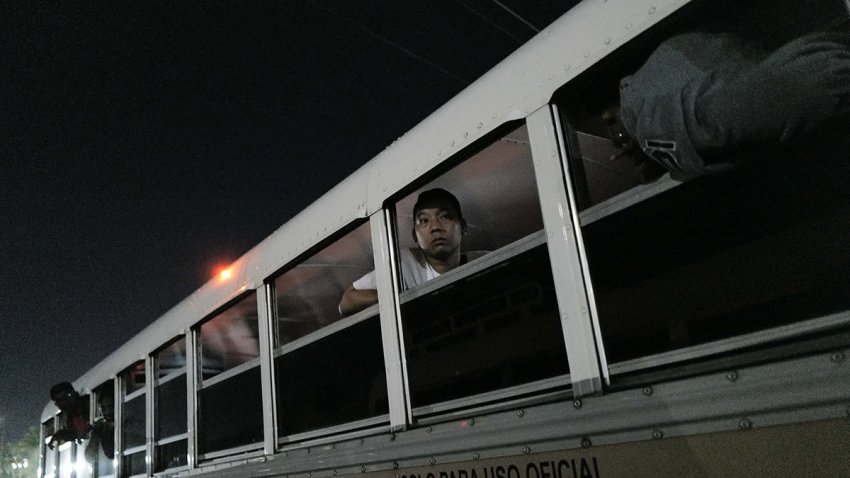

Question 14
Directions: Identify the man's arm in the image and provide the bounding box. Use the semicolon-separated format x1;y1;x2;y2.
47;429;78;449
339;286;378;316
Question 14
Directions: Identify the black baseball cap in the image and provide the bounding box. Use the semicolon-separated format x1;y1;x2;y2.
413;188;463;219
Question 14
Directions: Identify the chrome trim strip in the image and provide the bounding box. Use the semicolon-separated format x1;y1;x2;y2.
411;375;570;418
398;230;546;304
199;358;261;388
198;444;264;462
609;311;850;375
154;433;188;446
273;307;378;357
156;367;186;386
579;174;682;226
278;415;390;446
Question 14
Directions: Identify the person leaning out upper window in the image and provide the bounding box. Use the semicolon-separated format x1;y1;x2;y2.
47;382;90;449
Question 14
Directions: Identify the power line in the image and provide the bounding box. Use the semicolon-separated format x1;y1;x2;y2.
306;0;470;87
490;0;539;33
450;0;523;44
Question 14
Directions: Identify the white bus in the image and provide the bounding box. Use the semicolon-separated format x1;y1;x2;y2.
39;0;850;477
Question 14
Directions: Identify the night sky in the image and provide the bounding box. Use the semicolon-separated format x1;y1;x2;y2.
0;1;571;443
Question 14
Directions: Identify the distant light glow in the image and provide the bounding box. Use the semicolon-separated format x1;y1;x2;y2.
73;459;89;476
220;268;233;281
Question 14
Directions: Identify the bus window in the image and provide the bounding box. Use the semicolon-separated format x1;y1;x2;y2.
197;292;263;455
199;295;259;377
42;419;56;478
555;0;850;370
89;382;115;478
48;389;89;478
153;338;187;472
120;362;145;477
272;221;388;439
394;123;569;412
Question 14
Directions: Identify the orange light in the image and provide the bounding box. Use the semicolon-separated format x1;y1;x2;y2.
220;268;233;281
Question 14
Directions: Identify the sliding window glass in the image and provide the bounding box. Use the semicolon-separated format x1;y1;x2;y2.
272;221;388;441
196;292;263;456
153;337;187;472
120;362;146;477
554;0;850;372
395;123;569;413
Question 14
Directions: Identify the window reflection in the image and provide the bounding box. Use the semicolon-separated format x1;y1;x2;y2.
197;293;263;455
155;337;186;379
273;222;388;438
121;362;145;458
199;294;259;378
123;361;145;395
275;222;373;342
154;337;187;471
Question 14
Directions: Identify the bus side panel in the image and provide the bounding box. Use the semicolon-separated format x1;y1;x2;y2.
369;419;849;478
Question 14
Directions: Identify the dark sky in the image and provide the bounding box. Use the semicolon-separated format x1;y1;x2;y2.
0;0;572;443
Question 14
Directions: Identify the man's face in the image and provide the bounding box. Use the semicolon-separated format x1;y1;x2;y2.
99;395;115;422
413;202;464;261
51;390;76;412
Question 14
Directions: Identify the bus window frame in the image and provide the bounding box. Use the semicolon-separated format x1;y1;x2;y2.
268;219;391;445
549;0;850;383
193;290;265;461
118;360;148;478
381;119;582;419
152;336;189;474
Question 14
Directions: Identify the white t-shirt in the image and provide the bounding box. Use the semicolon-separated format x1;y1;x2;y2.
353;248;437;291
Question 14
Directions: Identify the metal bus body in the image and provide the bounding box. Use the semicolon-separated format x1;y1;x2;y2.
39;1;850;477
